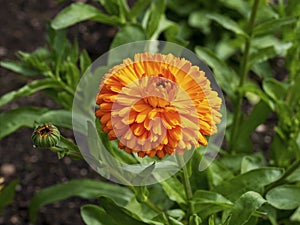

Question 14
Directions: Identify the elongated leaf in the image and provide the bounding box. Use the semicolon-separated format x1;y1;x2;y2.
29;179;133;222
248;46;276;70
38;110;72;129
169;216;184;225
0;179;19;213
188;10;211;34
129;0;152;20
132;162;155;184
189;214;202;225
51;3;121;29
81;204;118;225
192;190;233;215
108;25;146;65
160;177;186;205
241;153;265;174
0;79;60;107
286;167;300;182
266;185;300;210
0;107;48;140
262;78;288;101
79;50;92;74
235;101;271;152
145;0;166;38
229;191;266;225
253;17;297;36
239;83;275;108
110;24;146;49
195;46;238;99
291;207;300;222
207;13;248;38
100;197;161;225
0;61;40;76
213;168;284;201
219;0;250;15
97;0;120;15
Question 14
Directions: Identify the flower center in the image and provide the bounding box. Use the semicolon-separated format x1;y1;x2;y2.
37;126;52;137
142;76;177;108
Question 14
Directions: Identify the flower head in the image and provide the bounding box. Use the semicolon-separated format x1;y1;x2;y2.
95;53;222;158
32;123;61;148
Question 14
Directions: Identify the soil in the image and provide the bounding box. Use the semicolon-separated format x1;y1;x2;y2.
0;1;116;224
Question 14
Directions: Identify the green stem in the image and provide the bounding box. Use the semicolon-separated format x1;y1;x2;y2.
176;154;193;223
264;159;300;195
229;0;260;151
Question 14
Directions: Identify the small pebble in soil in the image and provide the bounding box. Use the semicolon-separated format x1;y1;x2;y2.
1;163;16;176
256;124;267;132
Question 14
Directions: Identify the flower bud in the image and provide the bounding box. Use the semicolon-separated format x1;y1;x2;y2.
31;124;60;148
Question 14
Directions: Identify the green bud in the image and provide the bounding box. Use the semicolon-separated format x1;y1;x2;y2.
31;123;61;148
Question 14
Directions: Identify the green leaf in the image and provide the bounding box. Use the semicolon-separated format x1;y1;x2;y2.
266;185;300;210
145;0;166;38
0;61;40;76
235;101;271;152
108;24;146;66
187;150;209;191
29;179;133;222
207;13;248;38
81;204;118;225
291;207;300;222
80;50;92;74
219;0;250;15
129;0;152;20
132;162;156;184
188;10;211;34
110;24;146;49
189;214;202;225
0;107;48;140
169;216;184;225
164;23;188;46
51;3;121;29
61;61;81;89
213;168;284;201
195;46;238;99
0;79;60;107
241;153;265;174
192;190;233;217
286;167;300;183
0;179;19;213
263;78;288;101
207;160;235;187
97;0;120;16
160;177;186;205
99;197;159;225
253;17;297;36
238;84;274;110
248;46;276;70
229;191;266;225
38;110;72;129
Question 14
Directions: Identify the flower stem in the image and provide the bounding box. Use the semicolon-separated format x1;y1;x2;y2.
229;0;260;151
176;154;193;223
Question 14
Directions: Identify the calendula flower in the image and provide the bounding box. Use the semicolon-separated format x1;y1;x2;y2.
32;123;60;148
95;52;222;158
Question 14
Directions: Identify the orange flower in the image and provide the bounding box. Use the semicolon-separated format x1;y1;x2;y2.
95;53;222;158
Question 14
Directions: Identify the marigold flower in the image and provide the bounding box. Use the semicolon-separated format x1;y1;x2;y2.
95;52;222;158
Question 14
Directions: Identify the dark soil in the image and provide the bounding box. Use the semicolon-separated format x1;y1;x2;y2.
0;1;116;224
